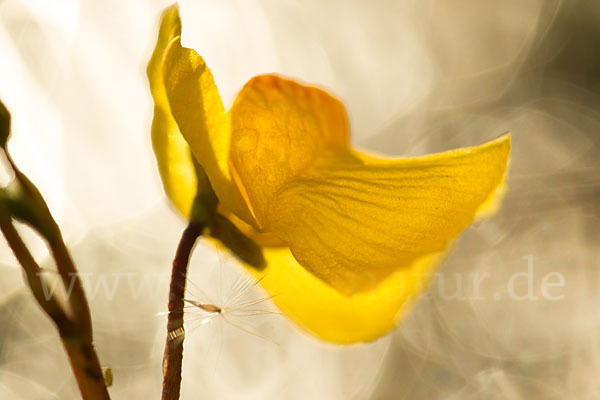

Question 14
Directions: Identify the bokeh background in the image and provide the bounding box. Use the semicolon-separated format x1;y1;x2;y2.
1;0;599;399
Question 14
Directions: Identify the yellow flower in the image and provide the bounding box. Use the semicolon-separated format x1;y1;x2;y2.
148;5;510;344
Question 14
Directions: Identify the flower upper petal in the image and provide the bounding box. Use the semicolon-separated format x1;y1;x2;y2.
269;137;510;294
228;75;510;294
162;34;257;226
229;75;349;225
147;5;196;217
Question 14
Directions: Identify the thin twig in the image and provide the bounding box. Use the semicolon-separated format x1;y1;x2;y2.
0;212;67;326
161;221;203;400
0;98;110;399
48;231;110;399
0;210;110;399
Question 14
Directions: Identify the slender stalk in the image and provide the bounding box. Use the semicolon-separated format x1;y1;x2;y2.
60;336;109;400
50;232;110;400
48;231;96;340
161;221;203;400
0;211;66;324
0;96;110;399
0;211;110;399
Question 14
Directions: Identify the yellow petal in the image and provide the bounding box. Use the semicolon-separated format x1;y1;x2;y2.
162;36;257;226
229;75;349;225
147;5;196;217
245;247;445;344
269;138;510;294
228;75;510;294
205;235;444;344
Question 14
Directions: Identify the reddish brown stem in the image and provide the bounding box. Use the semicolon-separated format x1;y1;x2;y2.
161;221;203;400
0;212;110;400
1;99;109;399
50;233;110;400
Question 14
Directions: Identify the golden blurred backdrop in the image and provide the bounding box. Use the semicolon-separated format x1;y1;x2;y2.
1;0;599;399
